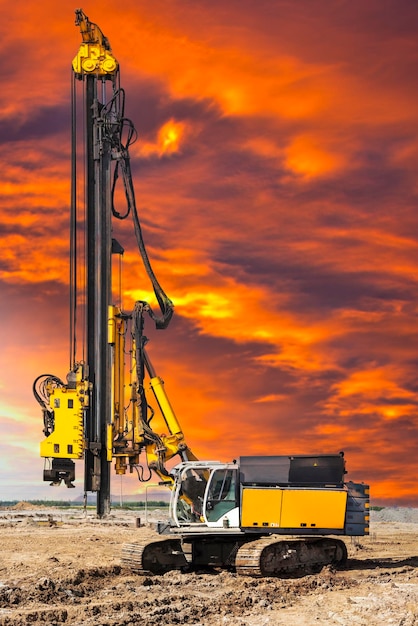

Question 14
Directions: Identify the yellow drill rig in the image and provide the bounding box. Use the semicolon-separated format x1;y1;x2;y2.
34;10;369;577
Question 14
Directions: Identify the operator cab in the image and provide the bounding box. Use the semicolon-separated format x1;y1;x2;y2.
170;461;240;528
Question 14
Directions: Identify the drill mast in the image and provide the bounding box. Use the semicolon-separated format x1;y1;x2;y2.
35;10;185;516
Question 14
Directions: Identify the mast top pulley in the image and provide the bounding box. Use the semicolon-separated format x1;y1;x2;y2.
73;9;118;76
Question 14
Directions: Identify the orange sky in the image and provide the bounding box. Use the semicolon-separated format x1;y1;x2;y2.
1;0;418;505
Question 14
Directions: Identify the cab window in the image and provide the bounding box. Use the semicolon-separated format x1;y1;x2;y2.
205;468;237;522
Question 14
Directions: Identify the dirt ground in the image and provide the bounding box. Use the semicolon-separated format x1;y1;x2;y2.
0;506;417;626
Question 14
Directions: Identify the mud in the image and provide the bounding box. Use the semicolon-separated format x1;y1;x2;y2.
0;508;417;625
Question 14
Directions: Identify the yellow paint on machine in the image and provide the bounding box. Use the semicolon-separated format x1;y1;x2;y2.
241;488;283;527
40;388;84;460
241;488;348;530
280;489;347;529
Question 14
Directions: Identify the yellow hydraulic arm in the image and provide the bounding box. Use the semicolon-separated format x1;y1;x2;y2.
108;305;197;484
143;347;198;474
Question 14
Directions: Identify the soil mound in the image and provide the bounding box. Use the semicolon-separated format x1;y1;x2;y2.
11;501;44;510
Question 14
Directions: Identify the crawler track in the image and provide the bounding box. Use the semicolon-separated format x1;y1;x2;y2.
235;537;348;577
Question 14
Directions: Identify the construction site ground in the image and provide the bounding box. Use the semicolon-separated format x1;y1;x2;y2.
0;505;417;626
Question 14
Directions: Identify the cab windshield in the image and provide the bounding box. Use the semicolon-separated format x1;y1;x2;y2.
204;468;237;522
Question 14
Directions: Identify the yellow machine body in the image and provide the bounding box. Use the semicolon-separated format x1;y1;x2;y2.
241;487;347;530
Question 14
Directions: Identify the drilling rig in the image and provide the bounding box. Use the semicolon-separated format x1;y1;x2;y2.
34;10;369;575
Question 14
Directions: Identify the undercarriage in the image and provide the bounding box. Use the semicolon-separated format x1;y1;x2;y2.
121;534;348;577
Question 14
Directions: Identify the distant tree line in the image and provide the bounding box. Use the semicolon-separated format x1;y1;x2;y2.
0;500;169;509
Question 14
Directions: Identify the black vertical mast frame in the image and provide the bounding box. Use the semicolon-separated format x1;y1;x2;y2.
84;74;112;517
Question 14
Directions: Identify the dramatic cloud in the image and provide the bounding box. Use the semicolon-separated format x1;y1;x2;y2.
1;0;418;504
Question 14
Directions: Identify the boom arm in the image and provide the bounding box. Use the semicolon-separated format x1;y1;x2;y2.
109;302;197;483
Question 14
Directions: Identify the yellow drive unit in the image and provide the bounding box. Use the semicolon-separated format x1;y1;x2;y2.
40;388;84;459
